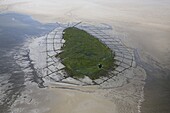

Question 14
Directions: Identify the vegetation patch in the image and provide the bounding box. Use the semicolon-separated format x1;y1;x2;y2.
58;27;116;80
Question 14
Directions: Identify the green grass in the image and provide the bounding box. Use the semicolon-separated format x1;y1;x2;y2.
58;27;116;80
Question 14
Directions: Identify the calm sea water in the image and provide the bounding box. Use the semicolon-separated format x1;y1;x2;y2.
0;13;57;113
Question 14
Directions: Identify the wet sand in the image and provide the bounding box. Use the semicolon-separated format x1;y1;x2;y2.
0;0;170;113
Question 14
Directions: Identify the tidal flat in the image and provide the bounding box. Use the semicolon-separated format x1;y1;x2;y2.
0;0;170;113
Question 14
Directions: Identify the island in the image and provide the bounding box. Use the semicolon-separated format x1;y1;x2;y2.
57;27;116;80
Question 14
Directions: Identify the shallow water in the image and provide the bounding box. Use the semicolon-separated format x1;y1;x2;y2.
0;13;57;113
134;49;170;113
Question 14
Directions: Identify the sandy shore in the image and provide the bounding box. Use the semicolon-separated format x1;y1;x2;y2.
0;0;170;113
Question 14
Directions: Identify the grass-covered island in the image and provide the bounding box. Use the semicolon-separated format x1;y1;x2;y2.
58;27;116;80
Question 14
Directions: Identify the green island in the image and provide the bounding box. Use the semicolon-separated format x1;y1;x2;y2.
58;27;116;80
